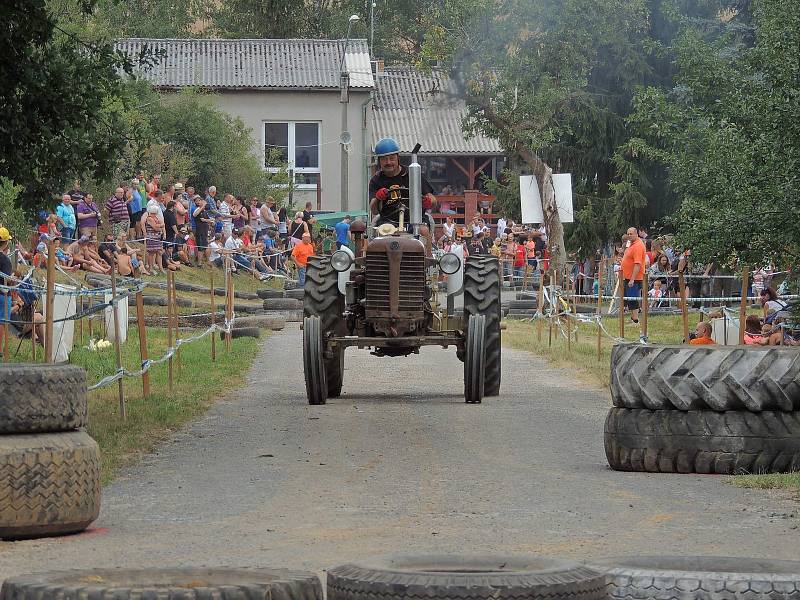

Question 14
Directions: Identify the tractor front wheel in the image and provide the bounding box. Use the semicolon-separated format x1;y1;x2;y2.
463;256;502;396
464;314;486;404
303;316;327;405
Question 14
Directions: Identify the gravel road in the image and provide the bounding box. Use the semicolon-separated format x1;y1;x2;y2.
0;326;797;580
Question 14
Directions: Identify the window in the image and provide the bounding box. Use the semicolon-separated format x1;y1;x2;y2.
264;122;320;188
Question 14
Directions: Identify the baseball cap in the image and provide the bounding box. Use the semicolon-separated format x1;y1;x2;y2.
0;227;12;242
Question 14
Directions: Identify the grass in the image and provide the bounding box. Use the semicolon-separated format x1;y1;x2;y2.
502;313;800;497
6;322;261;484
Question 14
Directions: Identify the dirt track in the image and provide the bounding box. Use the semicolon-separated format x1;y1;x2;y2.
0;326;797;580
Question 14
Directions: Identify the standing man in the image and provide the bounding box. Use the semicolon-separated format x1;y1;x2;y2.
335;215;351;250
205;185;218;214
57;194;77;243
258;197;277;240
621;226;646;324
76;193;100;239
291;232;315;287
218;194;233;238
106;187;131;238
129;178;145;239
0;227;13;356
496;213;507;239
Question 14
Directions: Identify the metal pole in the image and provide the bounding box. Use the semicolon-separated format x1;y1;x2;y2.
679;271;689;343
341;85;350;212
44;240;56;363
642;271;649;341
739;266;749;345
618;274;625;340
167;269;174;393
110;261;126;420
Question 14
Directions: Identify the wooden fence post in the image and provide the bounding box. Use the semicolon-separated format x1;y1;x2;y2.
739;265;749;345
110;261;126;420
679;271;689;343
596;258;604;361
210;269;216;362
536;269;545;343
642;271;649;341
135;290;150;399
44;240;56;363
167;269;174;394
225;259;232;351
548;268;555;348
172;271;181;376
618;274;625;340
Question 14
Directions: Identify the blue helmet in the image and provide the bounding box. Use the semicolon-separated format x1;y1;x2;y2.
374;137;401;158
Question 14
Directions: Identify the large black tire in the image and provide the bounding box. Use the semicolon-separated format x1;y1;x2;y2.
0;568;322;600
611;342;800;412
463;255;502;396
0;364;87;434
264;298;303;311
590;556;800;600
303;316;327;405
328;555;605;600
604;408;800;474
464;314;486;404
304;257;346;398
0;431;100;539
219;327;261;341
257;288;285;299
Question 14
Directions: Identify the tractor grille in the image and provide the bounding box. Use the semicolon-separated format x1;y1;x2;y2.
365;251;426;314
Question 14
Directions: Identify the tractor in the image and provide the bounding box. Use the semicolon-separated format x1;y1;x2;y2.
302;146;501;404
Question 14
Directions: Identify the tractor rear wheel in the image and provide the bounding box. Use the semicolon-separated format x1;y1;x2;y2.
463;256;502;396
303;316;327;405
304;257;346;398
465;314;486;404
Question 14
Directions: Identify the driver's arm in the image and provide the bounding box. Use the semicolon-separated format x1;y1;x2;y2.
369;196;380;216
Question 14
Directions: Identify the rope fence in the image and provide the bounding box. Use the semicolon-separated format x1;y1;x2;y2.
1;246;244;420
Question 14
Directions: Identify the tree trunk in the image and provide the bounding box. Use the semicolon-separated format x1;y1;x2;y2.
517;148;566;276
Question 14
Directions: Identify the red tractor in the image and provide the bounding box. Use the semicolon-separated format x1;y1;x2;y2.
303;148;501;404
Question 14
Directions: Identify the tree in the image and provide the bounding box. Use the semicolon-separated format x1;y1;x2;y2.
421;0;655;271
0;0;135;213
627;0;800;268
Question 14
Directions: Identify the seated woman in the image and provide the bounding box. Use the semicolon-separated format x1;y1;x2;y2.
9;277;44;345
743;315;767;345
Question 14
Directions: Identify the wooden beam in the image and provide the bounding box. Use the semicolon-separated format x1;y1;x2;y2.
450;157;471;179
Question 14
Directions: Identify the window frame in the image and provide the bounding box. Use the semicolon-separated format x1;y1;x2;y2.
263;120;321;190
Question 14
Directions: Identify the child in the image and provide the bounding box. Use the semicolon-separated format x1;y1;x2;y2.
321;229;335;255
648;279;666;309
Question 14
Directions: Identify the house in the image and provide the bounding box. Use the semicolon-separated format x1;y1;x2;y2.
371;66;506;236
116;38;374;213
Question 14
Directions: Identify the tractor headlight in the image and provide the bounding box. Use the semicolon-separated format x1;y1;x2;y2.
331;250;354;272
438;252;461;275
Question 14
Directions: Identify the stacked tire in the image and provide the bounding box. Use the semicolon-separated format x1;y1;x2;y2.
0;364;100;539
605;343;800;474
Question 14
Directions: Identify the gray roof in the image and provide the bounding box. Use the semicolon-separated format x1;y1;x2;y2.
116;38;374;90
372;66;503;155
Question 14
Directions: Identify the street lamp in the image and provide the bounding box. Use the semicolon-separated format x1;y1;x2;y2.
340;14;360;213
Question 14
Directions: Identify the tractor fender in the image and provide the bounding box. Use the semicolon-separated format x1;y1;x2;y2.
337;245;355;296
446;242;466;296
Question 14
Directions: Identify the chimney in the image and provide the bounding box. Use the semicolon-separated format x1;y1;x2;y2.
371;59;385;74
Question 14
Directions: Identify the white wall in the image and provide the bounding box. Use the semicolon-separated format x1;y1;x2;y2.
212;89;373;213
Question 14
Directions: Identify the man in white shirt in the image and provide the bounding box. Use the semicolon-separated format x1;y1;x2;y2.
496;215;507;237
209;233;226;269
218;194;234;237
225;228;269;280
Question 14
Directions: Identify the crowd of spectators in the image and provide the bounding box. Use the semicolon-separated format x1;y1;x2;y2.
12;176;337;284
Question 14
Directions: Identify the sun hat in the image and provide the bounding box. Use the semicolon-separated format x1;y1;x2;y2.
147;204;159;214
174;182;184;191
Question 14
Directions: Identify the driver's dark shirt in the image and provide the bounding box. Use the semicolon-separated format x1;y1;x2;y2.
369;165;434;225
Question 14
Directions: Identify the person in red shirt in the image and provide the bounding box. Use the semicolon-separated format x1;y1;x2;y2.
620;226;646;323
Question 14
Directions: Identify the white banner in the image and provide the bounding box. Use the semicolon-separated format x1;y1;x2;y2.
519;175;543;224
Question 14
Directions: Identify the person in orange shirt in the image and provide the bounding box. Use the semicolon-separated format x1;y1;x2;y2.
689;321;715;345
291;232;315;286
620;226;646;323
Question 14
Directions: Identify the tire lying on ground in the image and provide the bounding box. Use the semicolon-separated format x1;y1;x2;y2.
590;556;800;600
264;298;303;311
285;288;306;300
0;364;86;434
257;288;285;299
327;555;606;600
219;327;261;341
604;408;800;474
611;343;800;412
0;431;100;539
509;299;538;310
0;568;323;600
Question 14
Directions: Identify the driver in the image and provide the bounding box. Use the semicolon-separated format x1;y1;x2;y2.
369;138;437;228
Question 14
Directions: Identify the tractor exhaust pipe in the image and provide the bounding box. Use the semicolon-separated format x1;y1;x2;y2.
409;143;422;237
